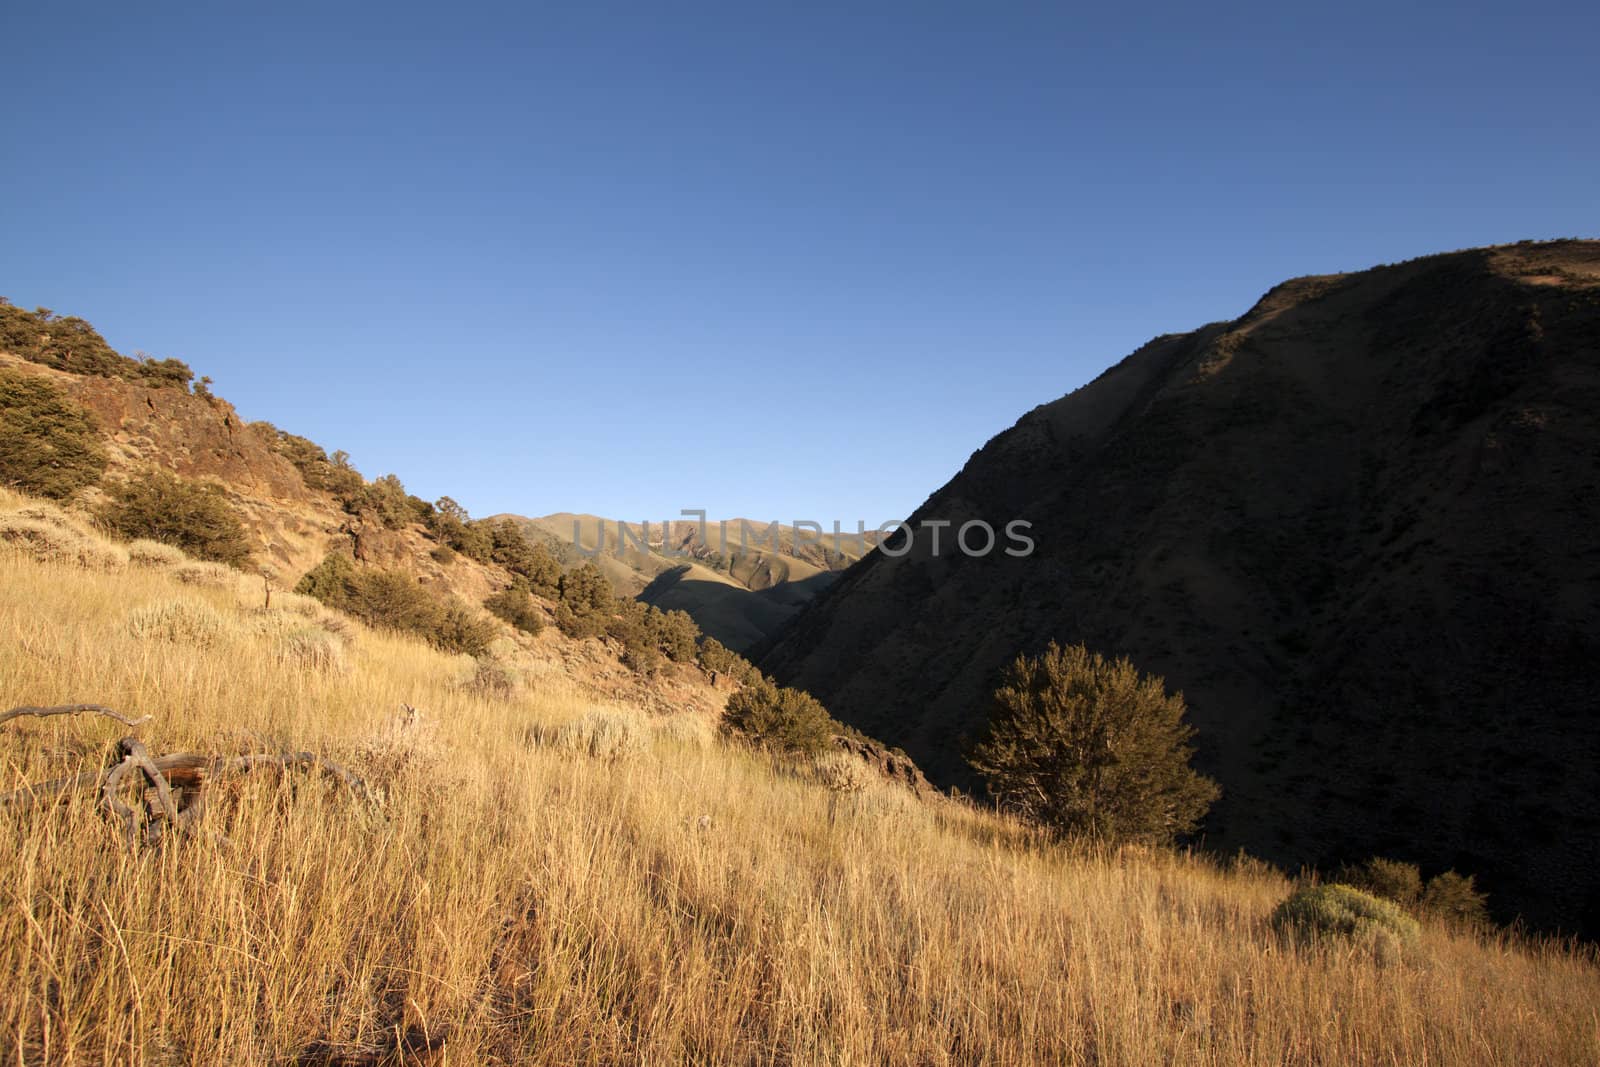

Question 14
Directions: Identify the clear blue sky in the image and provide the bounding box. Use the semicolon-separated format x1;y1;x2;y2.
3;2;1595;524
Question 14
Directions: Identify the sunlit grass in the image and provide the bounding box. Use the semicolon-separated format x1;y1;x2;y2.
1;487;1597;1064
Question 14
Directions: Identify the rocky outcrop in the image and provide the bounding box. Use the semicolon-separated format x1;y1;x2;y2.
832;734;936;799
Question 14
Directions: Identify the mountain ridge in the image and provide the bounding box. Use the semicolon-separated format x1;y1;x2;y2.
759;239;1600;935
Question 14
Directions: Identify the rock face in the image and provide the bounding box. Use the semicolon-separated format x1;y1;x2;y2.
832;735;936;799
760;241;1600;936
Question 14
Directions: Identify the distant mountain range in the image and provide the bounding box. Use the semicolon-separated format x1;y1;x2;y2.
495;513;876;650
758;240;1600;936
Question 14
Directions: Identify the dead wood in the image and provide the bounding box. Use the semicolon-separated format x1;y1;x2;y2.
1;705;372;844
0;704;151;731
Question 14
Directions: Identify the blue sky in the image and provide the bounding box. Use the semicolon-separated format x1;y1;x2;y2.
2;2;1595;524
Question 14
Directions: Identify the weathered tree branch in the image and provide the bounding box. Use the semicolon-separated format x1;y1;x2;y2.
102;755;140;848
123;737;181;825
0;705;152;730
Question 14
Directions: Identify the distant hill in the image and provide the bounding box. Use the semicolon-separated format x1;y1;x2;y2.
759;240;1600;935
498;513;875;649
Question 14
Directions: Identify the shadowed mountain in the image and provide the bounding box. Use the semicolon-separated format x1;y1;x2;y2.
759;240;1600;935
638;565;838;650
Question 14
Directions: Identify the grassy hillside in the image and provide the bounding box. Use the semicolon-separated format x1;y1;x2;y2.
2;488;1597;1064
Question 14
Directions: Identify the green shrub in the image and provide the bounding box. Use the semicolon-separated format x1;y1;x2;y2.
698;636;737;674
1340;857;1492;930
483;518;561;593
345;473;431;529
293;551;359;608
554;562;615;638
559;561;613;614
697;637;763;684
1339;857;1424;909
522;542;561;598
1270;883;1421;956
621;641;663;676
134;357;195;389
295;551;493;655
0;370;108;499
433;600;497;657
555;603;608;639
485;581;544;635
602;599;703;675
427;496;494;562
721;680;837;756
604;598;652;667
967;641;1219;846
1420;871;1491;930
100;470;253;566
271;432;364;497
341;568;443;635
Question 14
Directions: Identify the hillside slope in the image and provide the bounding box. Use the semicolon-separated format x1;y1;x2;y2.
0;311;747;717
3;488;1596;1062
0;348;522;609
760;240;1600;935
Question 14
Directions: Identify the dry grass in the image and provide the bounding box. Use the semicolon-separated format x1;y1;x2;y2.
811;748;872;793
0;501;128;572
273;626;349;674
126;539;185;569
1;493;1597;1063
125;597;233;648
462;657;523;701
170;560;240;588
531;706;649;761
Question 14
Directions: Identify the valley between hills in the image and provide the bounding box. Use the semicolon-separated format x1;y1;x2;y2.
2;240;1598;1063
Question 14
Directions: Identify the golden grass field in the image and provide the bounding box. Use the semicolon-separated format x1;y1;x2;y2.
1;489;1597;1064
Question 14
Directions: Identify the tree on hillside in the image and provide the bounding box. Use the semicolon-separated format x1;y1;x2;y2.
552;561;614;639
295;551;495;655
428;496;493;562
485;579;544;634
0;301;193;386
100;469;254;567
651;608;700;663
0;370;107;499
721;679;837;756
968;641;1218;846
484;518;561;594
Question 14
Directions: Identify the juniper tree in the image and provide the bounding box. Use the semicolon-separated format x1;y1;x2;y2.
968;641;1218;845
